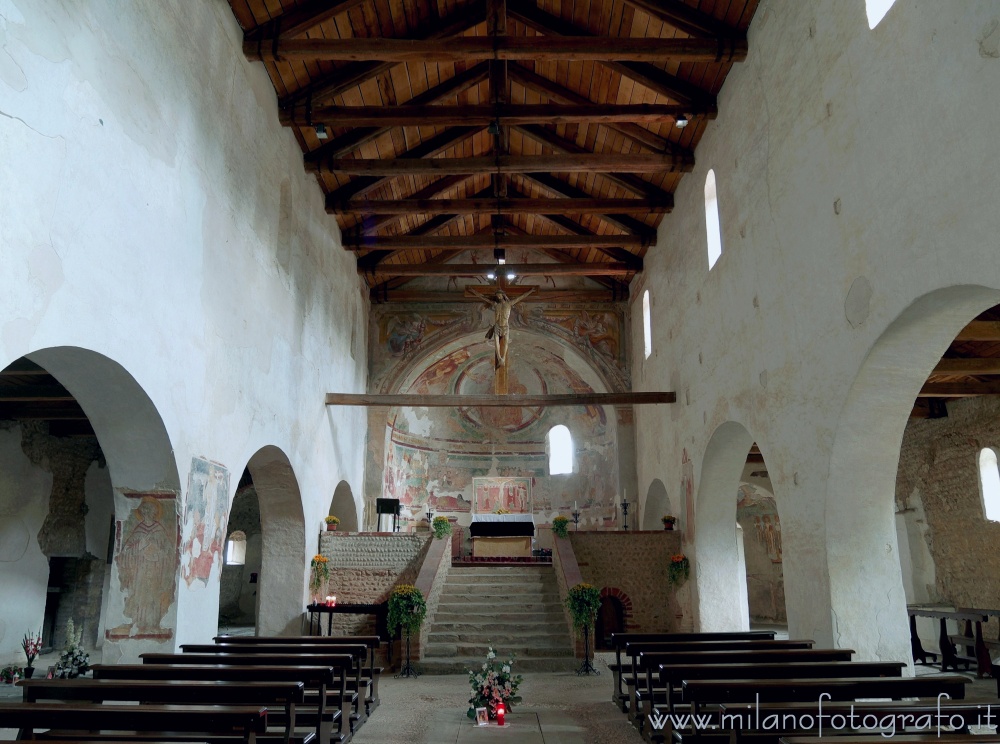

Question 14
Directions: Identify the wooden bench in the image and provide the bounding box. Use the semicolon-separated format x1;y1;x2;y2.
213;636;383;710
609;632;777;712
94;664;343;744
907;607;989;674
0;702;266;744
16;679;306;744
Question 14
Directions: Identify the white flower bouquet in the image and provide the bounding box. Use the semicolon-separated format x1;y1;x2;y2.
467;646;523;719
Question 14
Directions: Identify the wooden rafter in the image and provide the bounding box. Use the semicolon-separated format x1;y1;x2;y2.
619;0;744;39
360;262;637;277
920;382;1000;397
329;197;672;215
246;36;748;64
344;174;476;233
325;391;675;406
322;153;691;176
243;0;370;40
372;287;627;303
932;358;1000;375
518;172;658;237
344;234;651;251
955;322;1000;341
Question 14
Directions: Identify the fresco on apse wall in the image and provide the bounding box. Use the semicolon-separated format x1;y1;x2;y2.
106;492;178;641
180;457;230;586
473;477;532;513
369;334;621;525
736;483;786;623
369;301;629;394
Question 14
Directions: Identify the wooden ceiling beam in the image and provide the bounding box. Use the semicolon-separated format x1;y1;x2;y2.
361;262;637;277
277;2;487;108
323;153;691;176
247;36;748;64
0;385;75;402
519;172;659;236
322;126;485;202
345;174;476;232
508;64;692;158
932;358;1000;376
374;287;627;303
282;102;704;128
619;0;744;39
330;197;672;215
344;234;650;251
919;382;1000;397
507;0;717;109
304;63;490;162
955;321;1000;341
244;0;369;41
325;391;674;407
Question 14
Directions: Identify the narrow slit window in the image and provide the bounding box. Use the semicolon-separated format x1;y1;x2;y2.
705;169;723;269
548;425;573;475
226;530;247;566
643;290;652;359
865;0;897;29
979;449;1000;522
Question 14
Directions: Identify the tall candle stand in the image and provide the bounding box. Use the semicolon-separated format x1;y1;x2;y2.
571;509;581;531
621;499;630;532
575;623;599;676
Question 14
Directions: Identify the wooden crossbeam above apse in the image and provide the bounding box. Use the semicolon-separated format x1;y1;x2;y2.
245;36;748;64
325;392;675;407
321;154;690;176
342;234;652;251
360;262;638;277
329;197;672;215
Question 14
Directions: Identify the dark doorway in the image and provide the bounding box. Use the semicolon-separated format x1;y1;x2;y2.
595;595;625;650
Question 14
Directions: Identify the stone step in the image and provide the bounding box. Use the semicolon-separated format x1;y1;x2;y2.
427;630;571;644
417;656;580;674
445;574;551;585
441;584;560;596
423;643;573;658
432;612;566;624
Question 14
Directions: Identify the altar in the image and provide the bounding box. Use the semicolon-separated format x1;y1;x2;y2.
469;514;534;558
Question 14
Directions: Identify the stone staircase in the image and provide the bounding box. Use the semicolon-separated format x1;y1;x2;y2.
420;565;577;673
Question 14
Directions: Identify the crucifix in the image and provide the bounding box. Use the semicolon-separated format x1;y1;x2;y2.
468;277;534;394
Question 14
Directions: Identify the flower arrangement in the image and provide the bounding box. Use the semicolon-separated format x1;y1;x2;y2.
324;516;340;525
309;554;330;594
387;584;427;638
432;516;452;539
467;646;523;720
21;630;42;669
661;515;677;525
565;582;601;630
551;515;569;538
0;664;22;683
668;553;690;587
55;619;89;678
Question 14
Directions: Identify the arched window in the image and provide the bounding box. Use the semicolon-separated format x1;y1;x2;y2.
979;449;1000;522
642;290;652;359
226;530;247;565
865;0;897;29
548;425;573;475
705;169;723;269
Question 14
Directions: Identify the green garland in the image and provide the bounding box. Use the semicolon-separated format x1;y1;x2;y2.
565;582;601;630
387;584;427;637
551;515;570;538
432;516;452;539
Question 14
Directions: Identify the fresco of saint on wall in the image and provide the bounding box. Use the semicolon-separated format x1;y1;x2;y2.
180;457;229;587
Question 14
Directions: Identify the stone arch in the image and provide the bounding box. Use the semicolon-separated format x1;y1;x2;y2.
824;285;1000;661
244;446;306;635
596;586;633;650
7;346;182;663
692;421;755;632
642;478;672;530
329;481;358;532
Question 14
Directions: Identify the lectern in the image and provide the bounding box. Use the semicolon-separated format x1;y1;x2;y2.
376;498;400;532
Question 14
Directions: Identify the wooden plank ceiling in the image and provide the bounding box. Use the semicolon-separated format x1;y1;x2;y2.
227;0;758;301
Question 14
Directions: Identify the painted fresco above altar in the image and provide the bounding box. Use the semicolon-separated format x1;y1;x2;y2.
473;477;532;514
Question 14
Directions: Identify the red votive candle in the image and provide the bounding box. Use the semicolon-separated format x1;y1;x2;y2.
496;704;505;726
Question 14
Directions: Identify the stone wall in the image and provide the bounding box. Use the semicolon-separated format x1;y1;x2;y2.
568;531;687;633
896;396;1000;638
414;534;452;659
317;533;432;636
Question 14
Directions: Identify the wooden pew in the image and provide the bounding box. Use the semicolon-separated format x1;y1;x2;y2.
95;664;342;744
0;701;266;744
907;608;988;674
609;632;777;711
17;679;306;744
214;637;382;711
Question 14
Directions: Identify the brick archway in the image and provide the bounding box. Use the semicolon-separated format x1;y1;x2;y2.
595;586;634;649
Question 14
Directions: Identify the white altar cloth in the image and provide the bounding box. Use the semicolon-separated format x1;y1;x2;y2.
470;514;534;523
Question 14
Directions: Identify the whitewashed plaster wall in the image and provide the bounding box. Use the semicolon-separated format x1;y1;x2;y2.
0;0;367;659
632;0;1000;662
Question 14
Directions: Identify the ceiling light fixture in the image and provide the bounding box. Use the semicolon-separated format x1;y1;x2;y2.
675;115;689;129
506;271;516;280
315;124;328;139
487;271;496;280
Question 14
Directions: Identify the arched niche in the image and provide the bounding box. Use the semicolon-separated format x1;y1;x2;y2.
692;421;755;632
12;347;181;663
244;446;306;636
329;480;358;532
823;285;1000;661
642;478;672;530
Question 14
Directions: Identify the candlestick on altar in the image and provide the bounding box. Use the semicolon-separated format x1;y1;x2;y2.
620;499;630;532
571;509;581;531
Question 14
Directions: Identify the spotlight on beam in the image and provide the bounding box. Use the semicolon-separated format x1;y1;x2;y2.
506;271;516;280
675;115;689;129
487;271;496;280
315;124;328;139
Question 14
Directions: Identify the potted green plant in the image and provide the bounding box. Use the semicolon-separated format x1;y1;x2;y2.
388;584;427;678
324;515;340;531
661;515;677;531
551;515;570;538
432;516;452;539
565;582;602;674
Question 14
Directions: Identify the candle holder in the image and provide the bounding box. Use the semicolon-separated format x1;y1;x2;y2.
621;500;630;532
571;509;581;531
395;628;420;679
575;624;600;676
426;505;434;528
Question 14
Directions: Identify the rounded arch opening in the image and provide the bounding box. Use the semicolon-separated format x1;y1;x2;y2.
218;469;261;633
0;346;181;663
329;480;359;532
243;446;306;636
642;479;673;530
825;285;1000;660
